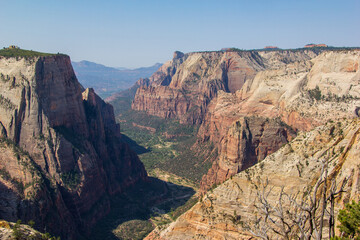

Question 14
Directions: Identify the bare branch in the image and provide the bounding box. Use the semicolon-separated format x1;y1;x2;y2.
247;159;348;240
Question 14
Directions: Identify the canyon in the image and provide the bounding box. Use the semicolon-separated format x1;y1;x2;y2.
1;46;359;239
0;50;147;239
130;48;360;192
121;47;360;238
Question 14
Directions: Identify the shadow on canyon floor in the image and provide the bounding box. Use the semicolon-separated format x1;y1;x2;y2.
120;133;150;155
90;177;196;240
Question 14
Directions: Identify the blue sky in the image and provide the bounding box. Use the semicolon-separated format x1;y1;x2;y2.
1;0;359;68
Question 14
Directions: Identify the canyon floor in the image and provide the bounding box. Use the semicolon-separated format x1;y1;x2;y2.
93;97;208;239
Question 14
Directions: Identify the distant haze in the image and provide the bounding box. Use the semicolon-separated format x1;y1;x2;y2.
72;60;162;99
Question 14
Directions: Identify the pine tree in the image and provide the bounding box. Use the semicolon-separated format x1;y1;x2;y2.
337;200;360;239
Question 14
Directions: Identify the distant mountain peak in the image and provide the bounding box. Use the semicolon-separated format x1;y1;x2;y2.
71;60;162;99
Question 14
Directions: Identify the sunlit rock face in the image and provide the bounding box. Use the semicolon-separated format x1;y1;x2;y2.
147;118;360;240
132;49;360;192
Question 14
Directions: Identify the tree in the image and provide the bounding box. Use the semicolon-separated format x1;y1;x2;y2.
337;200;360;239
246;160;348;240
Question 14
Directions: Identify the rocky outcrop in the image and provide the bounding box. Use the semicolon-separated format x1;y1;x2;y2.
0;220;56;240
0;54;147;239
147;118;360;239
199;117;295;192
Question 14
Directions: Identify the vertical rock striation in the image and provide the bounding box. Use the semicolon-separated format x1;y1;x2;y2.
0;53;147;238
199;117;295;191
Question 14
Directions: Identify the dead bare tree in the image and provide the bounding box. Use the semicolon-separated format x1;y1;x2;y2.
246;160;348;240
326;174;348;239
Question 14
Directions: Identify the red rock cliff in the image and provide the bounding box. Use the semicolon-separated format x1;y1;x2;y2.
131;49;360;192
0;54;147;239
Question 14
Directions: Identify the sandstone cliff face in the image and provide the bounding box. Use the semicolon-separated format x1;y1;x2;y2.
148;118;360;239
199;117;295;192
132;50;319;124
198;49;360;190
0;55;147;238
131;49;360;192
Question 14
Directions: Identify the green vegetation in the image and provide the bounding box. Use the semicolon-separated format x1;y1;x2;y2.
0;73;11;82
0;47;62;58
110;90;213;179
323;92;359;102
107;89;218;239
308;85;322;101
10;220;61;240
192;46;360;55
12;220;25;240
91;178;196;240
117;109;213;183
225;46;360;54
336;200;360;239
112;220;153;240
60;170;80;189
0;167;24;194
27;220;35;228
0;137;38;173
307;86;359;103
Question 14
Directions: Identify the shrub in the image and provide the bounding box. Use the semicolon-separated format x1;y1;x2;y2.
308;86;322;101
337;200;360;239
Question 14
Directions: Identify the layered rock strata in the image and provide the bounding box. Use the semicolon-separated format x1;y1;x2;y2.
0;54;147;238
199;49;360;190
147;118;360;239
199;117;296;191
131;49;360;191
132;50;319;124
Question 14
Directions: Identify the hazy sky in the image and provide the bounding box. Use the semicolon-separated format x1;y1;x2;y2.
1;0;359;68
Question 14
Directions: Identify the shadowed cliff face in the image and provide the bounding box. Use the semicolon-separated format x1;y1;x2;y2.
0;55;147;239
